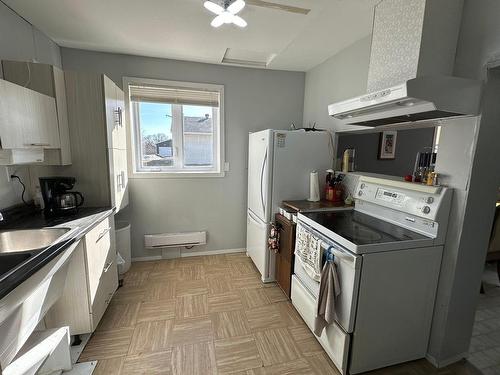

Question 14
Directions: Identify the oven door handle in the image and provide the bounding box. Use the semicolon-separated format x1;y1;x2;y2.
320;241;356;264
298;221;359;264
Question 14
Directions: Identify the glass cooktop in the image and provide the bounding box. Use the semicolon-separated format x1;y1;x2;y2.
302;210;428;246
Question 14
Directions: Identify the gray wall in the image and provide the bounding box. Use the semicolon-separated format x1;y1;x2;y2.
304;35;435;177
337;128;435;177
303;36;371;132
60;48;305;259
0;2;61;209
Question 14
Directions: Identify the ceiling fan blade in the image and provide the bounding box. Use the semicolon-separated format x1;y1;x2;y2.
204;1;224;15
231;15;248;27
228;0;245;14
211;14;225;27
245;0;310;15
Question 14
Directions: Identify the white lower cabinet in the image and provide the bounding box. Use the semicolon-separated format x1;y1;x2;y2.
291;276;350;375
44;216;118;335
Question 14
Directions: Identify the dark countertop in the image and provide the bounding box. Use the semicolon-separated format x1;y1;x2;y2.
282;200;353;212
0;205;115;300
0;206;112;230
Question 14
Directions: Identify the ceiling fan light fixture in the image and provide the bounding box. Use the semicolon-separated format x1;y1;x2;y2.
228;0;246;14
232;15;248;28
204;1;224;14
205;0;248;28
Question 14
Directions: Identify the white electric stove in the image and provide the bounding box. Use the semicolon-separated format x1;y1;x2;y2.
291;174;453;374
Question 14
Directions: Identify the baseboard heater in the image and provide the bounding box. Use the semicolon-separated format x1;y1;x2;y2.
144;231;207;249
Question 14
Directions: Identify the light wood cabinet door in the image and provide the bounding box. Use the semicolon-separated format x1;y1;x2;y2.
91;255;118;330
114;87;127;150
104;77;127;150
84;217;113;304
0;79;59;149
103;76;118;149
109;148;129;212
1;61;66;154
43;241;92;335
44;215;119;335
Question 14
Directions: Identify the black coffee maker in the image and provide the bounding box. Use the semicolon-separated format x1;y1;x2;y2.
39;177;84;216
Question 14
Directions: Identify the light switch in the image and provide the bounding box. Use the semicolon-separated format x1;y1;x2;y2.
224;162;230;172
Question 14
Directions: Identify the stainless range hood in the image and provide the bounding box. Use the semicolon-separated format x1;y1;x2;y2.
328;75;483;127
329;0;483;128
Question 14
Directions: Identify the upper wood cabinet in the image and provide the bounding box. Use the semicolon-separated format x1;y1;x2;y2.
1;61;72;165
0;79;58;149
104;76;127;150
62;71;128;212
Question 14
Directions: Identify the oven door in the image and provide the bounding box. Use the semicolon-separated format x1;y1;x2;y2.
293;221;362;333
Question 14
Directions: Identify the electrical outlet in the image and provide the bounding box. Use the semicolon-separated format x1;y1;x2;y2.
224;162;230;172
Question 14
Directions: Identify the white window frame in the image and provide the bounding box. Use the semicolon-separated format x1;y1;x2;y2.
123;77;225;178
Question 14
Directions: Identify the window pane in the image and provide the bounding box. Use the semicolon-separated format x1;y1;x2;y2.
182;105;214;167
138;102;174;168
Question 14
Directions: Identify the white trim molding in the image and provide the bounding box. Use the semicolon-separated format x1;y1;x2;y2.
122;76;225;179
131;248;246;262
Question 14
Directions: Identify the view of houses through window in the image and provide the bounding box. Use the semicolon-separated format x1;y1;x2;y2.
137;102;215;169
128;79;222;174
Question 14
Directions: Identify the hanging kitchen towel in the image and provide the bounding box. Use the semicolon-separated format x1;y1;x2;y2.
268;222;280;254
314;259;341;337
295;226;323;281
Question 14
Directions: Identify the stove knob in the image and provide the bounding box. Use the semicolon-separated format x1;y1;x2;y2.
360;183;366;189
358;190;363;197
426;197;434;204
422;206;431;214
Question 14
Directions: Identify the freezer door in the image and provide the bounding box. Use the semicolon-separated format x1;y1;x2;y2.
246;210;273;282
271;131;333;215
247;130;272;222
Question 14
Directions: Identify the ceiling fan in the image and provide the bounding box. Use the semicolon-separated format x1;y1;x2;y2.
204;0;248;28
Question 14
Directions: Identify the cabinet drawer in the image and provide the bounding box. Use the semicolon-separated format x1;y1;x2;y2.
91;259;118;330
291;276;350;375
85;217;113;303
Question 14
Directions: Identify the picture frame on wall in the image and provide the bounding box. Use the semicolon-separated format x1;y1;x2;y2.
378;131;397;159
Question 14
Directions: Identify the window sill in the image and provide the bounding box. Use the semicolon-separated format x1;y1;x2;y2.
129;170;226;179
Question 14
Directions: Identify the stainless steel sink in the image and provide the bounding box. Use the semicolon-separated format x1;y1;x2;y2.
0;228;71;254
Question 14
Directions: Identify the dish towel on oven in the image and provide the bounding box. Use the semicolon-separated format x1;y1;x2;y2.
314;260;341;336
295;225;323;281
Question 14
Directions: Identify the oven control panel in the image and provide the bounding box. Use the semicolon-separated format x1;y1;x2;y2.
354;178;451;221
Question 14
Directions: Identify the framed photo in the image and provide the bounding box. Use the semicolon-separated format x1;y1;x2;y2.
378;131;397;159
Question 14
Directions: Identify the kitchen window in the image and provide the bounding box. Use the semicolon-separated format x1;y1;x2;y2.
125;77;224;177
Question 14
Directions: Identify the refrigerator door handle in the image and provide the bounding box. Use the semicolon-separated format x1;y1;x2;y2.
260;148;268;218
248;210;265;227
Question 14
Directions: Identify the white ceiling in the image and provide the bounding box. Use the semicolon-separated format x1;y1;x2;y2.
5;0;377;72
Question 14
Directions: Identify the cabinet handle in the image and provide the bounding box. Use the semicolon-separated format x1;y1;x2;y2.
114;108;123;127
24;143;50;147
96;227;111;243
104;260;114;273
117;171;126;190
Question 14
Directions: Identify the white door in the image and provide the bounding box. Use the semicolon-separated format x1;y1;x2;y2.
247;130;272;222
271;131;333;215
246;210;269;281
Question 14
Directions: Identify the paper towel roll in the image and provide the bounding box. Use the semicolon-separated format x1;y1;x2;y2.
308;170;320;202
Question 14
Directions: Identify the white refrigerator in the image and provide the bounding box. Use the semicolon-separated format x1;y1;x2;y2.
246;129;333;282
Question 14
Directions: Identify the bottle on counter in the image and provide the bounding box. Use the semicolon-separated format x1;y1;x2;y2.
342;148;355;173
325;169;335;201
